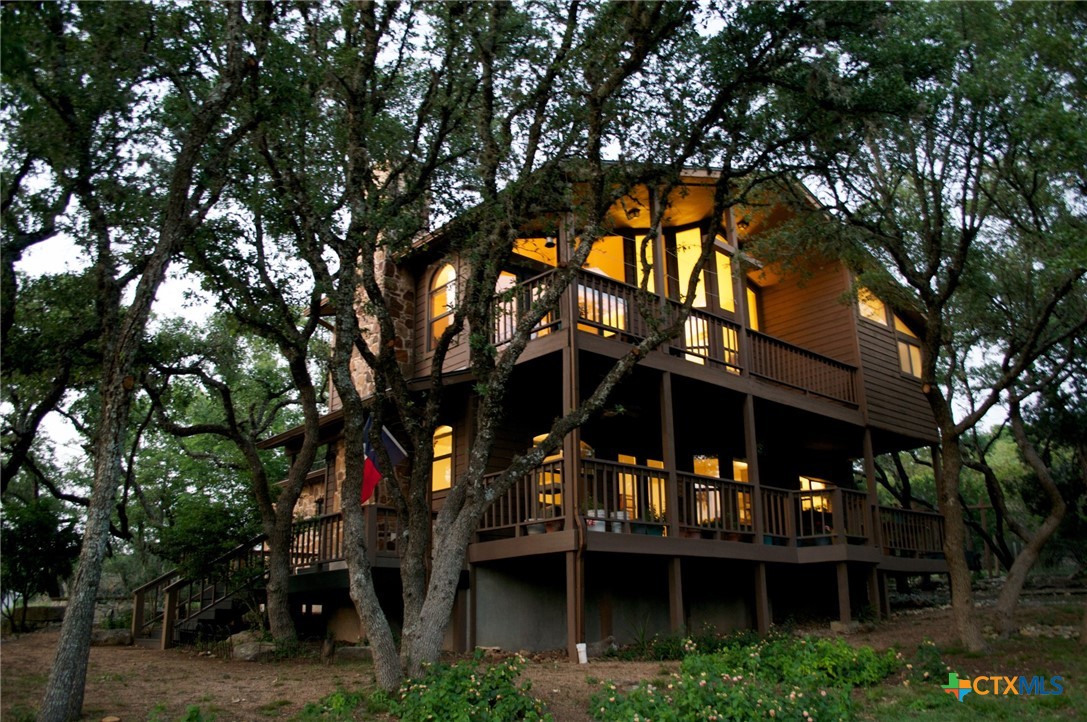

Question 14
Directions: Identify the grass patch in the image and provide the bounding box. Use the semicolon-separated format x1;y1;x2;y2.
257;699;293;716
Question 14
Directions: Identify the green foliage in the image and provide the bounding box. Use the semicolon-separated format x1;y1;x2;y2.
593;636;897;722
0;497;80;630
291;688;367;721
393;651;553;721
147;705;218;722
153;493;260;580
613;625;773;661
905;638;948;684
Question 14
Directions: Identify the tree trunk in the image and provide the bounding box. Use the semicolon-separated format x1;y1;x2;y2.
403;511;477;677
1080;601;1086;647
265;520;297;644
992;397;1069;636
343;502;402;691
935;439;987;652
38;378;132;722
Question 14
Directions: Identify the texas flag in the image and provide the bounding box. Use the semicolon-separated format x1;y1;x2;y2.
361;416;408;504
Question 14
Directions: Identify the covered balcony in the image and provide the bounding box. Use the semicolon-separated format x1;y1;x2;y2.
493;267;858;407
473;457;945;570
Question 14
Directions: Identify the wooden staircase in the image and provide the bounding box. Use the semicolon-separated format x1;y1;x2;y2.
131;535;269;650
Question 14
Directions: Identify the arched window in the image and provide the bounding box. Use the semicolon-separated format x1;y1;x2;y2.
432;425;453;491
429;263;456;350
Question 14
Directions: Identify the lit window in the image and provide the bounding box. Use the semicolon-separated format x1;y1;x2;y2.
429;264;457;350
894;314;922;377
513;238;557;267
715;246;735;313
898;340;922;378
431;425;453;491
857;288;887;325
746;285;761;331
799;476;831;512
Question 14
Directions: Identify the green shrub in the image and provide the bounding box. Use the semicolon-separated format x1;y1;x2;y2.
394;651;552;721
291;688;366;721
905;638;947;684
593;636;898;722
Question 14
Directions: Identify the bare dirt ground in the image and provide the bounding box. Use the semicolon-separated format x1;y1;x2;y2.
2;582;1083;722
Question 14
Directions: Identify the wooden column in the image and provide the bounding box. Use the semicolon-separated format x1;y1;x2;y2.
661;372;679;534
867;566;882;621
836;562;852;624
467;563;477;651
862;429;882;549
161;586;178;650
725;206;752;375
878;570;891;618
668;557;684;633
754;562;771;634
565;551;585;662
743;395;765;542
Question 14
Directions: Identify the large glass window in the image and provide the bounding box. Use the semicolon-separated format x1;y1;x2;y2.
671;227;708;308
429;264;457;350
431;425;453;491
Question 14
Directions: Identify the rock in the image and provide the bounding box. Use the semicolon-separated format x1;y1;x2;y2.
233;641;276;662
229;630;265;647
335;646;373;663
91;629;133;646
586;635;617;658
830;621;861;635
101;717;122;722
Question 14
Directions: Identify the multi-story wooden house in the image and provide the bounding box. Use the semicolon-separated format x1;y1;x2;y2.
134;172;947;656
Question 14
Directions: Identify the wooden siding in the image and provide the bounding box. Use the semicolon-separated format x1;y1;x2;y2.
856;318;938;442
759;264;857;365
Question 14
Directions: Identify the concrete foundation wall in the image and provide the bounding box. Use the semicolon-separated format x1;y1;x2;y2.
474;557;567;651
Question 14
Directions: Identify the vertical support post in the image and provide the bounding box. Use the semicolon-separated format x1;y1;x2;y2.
743;395;765;543
836;562;852;624
831;487;846;545
866;566;882;620
365;504;379;567
726;205;752;375
862;429;882;548
467;563;477;651
660;372;679;535
161;586;178;650
451;583;468;653
668;557;684;633
131;589;145;640
754;562;771;634
878;570;891;618
565;551;584;662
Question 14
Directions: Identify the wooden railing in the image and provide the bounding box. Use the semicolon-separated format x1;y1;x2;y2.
878;506;945;555
291;513;344;568
748;331;857;405
582;458;668;534
494;271;561;345
677;473;753;538
477;460;566;536
494;269;856;404
761;486;794;542
131;568;183;642
132;536;267;648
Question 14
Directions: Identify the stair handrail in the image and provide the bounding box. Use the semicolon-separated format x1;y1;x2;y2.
134;533;268;648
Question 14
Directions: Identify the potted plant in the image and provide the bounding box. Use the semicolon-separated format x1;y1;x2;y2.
631;506;665;536
581;499;608;533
